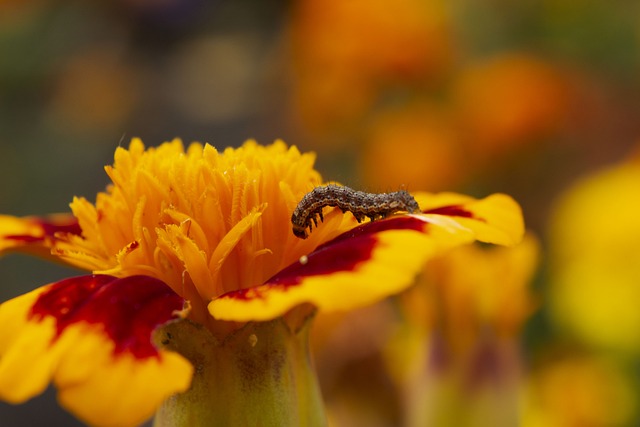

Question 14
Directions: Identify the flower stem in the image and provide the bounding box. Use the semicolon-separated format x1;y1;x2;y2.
153;316;327;427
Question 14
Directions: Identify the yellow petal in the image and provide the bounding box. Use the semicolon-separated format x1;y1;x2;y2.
422;193;525;246
0;286;58;402
54;327;193;427
0;275;193;427
0;214;81;260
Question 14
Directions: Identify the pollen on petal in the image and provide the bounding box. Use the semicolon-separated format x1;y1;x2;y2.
0;275;193;427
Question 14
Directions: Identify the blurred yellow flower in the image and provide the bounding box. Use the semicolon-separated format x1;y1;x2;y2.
522;354;637;427
386;233;539;427
398;232;539;346
548;150;640;354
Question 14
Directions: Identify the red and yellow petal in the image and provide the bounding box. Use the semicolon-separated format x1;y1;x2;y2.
208;192;524;322
208;215;476;321
419;192;524;246
0;214;81;260
0;275;193;427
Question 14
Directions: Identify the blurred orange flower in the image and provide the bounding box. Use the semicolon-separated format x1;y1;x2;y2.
361;104;465;192
290;0;454;136
452;54;569;162
522;355;637;427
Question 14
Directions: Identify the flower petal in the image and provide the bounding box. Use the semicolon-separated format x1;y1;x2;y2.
208;215;476;321
209;192;525;322
0;275;193;427
421;192;524;246
0;214;81;259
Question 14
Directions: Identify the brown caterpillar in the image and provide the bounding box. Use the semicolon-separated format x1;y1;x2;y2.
291;184;420;239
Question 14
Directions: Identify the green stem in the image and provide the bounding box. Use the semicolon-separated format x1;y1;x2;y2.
153;316;327;427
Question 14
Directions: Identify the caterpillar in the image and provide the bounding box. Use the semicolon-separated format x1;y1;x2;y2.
291;184;420;239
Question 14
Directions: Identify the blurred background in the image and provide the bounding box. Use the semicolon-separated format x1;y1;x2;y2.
1;0;640;425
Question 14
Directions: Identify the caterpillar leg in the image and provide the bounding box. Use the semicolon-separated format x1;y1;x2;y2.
352;212;366;223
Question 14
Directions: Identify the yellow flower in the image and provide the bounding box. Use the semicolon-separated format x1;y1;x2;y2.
417;232;539;346
385;233;539;427
548;151;640;354
0;138;524;426
52;138;352;327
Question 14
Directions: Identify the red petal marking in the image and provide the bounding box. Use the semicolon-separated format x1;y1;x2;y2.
40;218;82;237
423;205;476;218
29;275;184;359
4;217;82;243
315;214;427;249
221;215;427;301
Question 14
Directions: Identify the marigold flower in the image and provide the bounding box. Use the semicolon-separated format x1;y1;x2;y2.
0;138;524;426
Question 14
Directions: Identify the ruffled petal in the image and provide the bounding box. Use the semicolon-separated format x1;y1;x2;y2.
0;214;81;260
208;215;476;321
0;275;193;427
421;192;524;246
